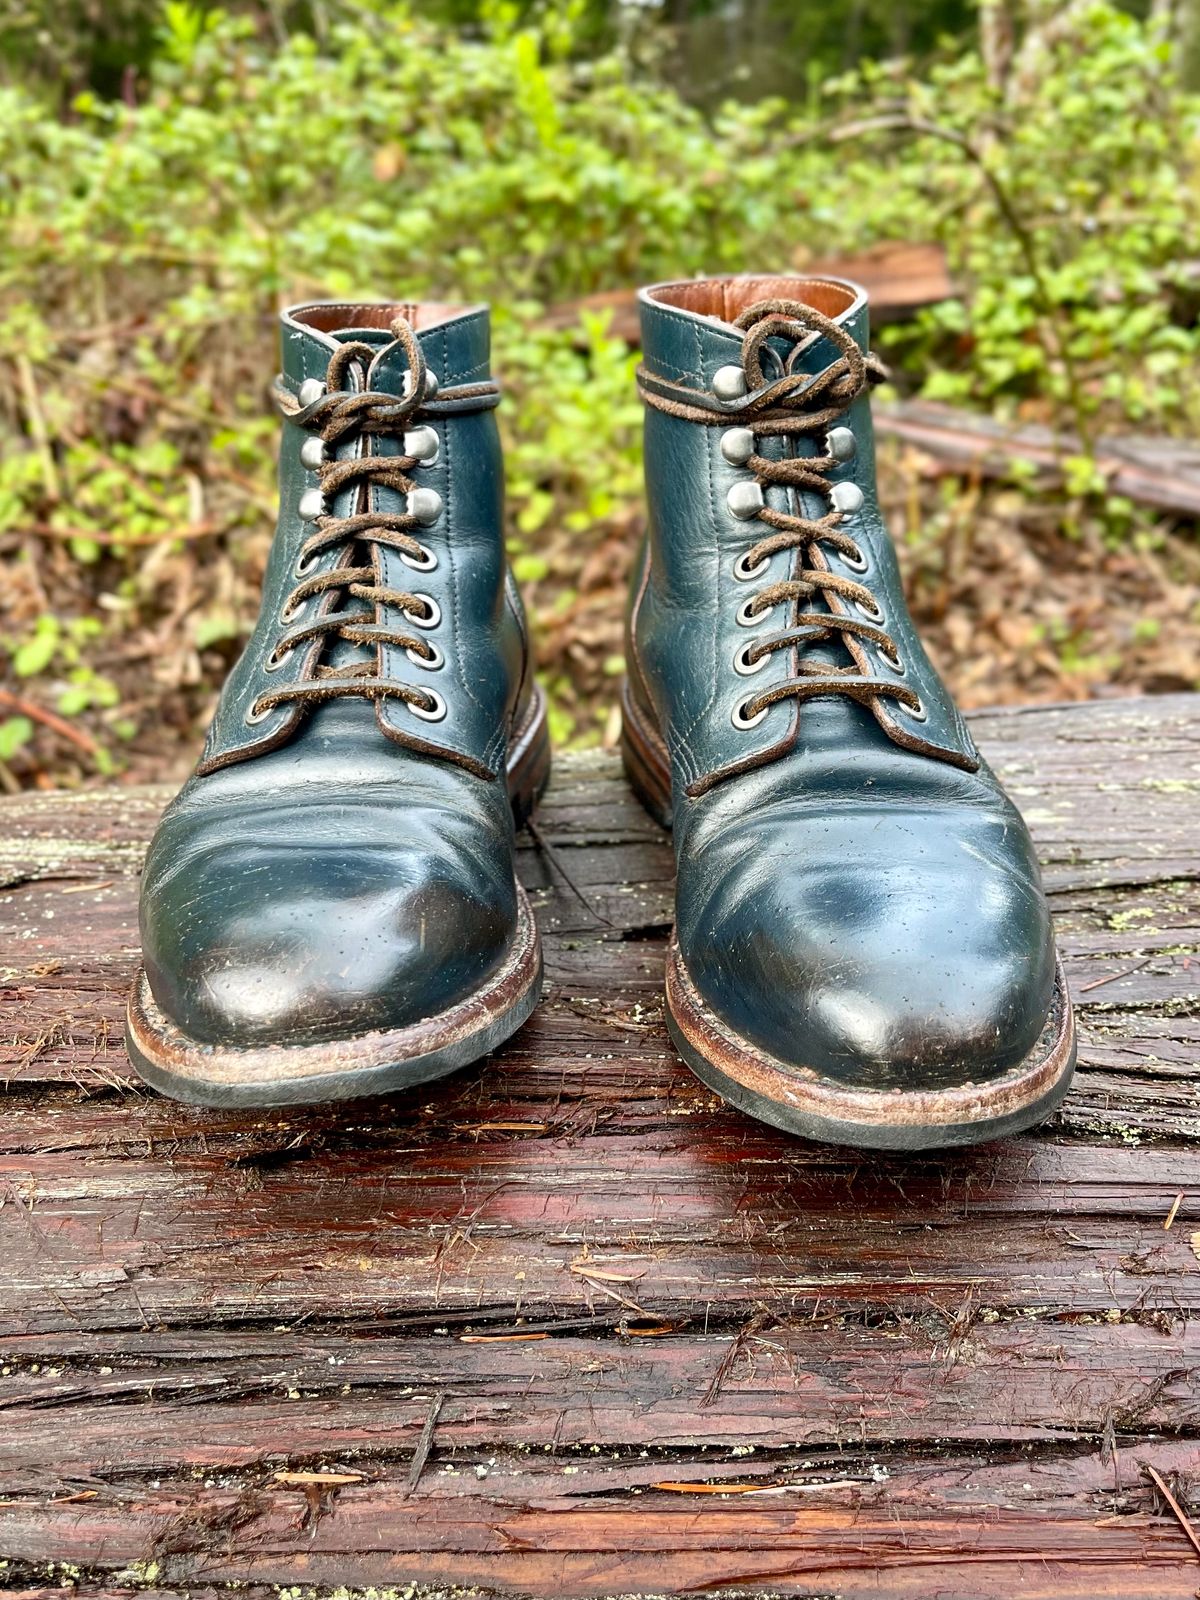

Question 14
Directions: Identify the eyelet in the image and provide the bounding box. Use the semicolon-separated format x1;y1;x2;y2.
713;365;748;402
244;699;273;725
720;427;756;467
878;646;905;675
733;550;768;581
902;696;928;723
299;436;327;472
408;688;447;723
841;546;868;574
733;642;768;677
264;645;294;673
826;426;857;463
294;551;320;579
830;481;865;517
297;488;327;522
731;695;769;730
403;368;440;401
407;593;441;629
406;641;444;671
855;597;885;625
400;544;438;573
280;598;308;624
404;425;440;466
407;487;443;527
727;481;765;521
736;596;771;628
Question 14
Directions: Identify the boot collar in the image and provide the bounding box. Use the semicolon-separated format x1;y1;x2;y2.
639;275;869;385
279;301;492;395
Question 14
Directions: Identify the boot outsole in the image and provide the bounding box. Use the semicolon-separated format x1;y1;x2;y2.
126;689;551;1109
620;679;1078;1151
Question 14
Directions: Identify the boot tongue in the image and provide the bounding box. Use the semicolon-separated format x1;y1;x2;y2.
323;329;397;679
330;325;402;387
746;314;868;697
750;298;869;385
331;326;391;345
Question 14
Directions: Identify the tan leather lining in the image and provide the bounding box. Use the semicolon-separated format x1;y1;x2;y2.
647;276;856;325
293;302;468;334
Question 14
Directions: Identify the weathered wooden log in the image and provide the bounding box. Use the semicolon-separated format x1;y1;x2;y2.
0;694;1198;1596
874;399;1200;518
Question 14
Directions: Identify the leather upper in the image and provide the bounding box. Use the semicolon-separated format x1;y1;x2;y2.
139;303;534;1049
628;276;1057;1090
631;277;978;791
201;303;530;779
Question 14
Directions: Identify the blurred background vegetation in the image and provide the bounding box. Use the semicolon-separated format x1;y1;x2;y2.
1;0;1198;786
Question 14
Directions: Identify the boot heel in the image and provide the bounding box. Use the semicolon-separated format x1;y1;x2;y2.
620;680;673;830
507;683;552;830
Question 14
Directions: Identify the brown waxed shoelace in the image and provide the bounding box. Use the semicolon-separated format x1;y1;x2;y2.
637;299;924;725
247;316;499;724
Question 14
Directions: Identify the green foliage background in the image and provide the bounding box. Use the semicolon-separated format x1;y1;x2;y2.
0;0;1197;772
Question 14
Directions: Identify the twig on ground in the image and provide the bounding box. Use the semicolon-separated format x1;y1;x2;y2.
0;687;98;757
1079;956;1154;994
24;519;223;548
702;1311;773;1409
1142;1462;1200;1561
526;816;613;927
405;1390;444;1497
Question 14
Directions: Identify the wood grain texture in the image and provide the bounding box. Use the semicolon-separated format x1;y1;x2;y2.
873;399;1200;516
1;694;1198;1597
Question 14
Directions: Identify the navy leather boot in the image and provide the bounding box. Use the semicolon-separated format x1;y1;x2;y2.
623;275;1075;1150
127;302;549;1106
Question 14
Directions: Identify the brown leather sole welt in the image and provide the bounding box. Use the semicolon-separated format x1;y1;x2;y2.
666;939;1076;1151
126;882;542;1108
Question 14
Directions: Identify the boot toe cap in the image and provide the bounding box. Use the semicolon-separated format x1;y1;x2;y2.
678;818;1057;1092
141;842;515;1050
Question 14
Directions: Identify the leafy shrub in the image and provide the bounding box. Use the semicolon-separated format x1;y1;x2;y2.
0;0;1196;775
815;6;1200;439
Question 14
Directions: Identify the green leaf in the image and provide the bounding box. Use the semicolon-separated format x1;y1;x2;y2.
12;629;57;679
0;717;34;760
193;611;241;650
513;552;550;583
56;685;92;716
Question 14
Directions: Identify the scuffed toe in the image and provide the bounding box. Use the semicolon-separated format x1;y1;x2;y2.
140;834;514;1050
678;802;1057;1091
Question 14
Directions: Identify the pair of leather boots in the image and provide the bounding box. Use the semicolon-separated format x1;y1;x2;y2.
127;276;1076;1151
